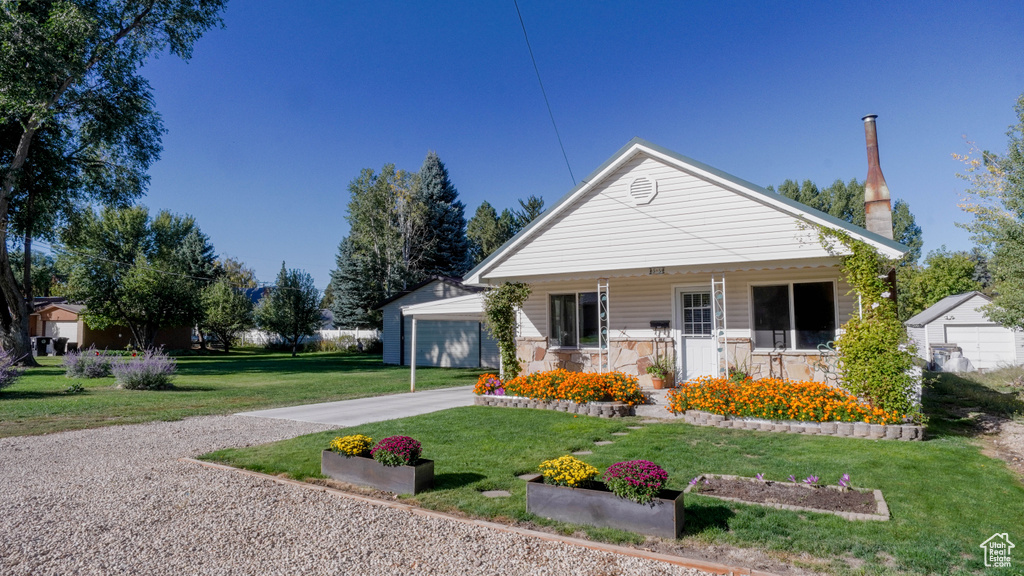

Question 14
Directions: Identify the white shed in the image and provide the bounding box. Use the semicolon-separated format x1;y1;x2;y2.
377;277;499;369
905;291;1024;371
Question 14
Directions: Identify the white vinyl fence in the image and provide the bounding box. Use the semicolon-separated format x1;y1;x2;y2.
238;329;381;348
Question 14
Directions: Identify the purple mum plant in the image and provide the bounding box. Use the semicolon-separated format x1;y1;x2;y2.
604;460;668;504
371;435;423;467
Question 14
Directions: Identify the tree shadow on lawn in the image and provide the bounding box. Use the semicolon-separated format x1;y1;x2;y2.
923;370;1024;439
681;502;734;535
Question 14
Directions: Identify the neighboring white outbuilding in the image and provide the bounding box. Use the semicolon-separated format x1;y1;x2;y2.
905;291;1024;371
378;277;499;369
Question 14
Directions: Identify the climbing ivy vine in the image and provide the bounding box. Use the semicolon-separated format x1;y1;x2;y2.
482;282;532;379
819;228;922;422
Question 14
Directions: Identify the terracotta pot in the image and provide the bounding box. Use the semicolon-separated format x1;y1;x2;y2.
651;376;665;389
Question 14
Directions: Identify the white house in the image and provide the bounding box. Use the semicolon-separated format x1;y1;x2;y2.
462;137;908;385
905;291;1024;371
379;277;499;369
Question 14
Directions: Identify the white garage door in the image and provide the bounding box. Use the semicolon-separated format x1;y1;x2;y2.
44;321;79;343
944;324;1016;370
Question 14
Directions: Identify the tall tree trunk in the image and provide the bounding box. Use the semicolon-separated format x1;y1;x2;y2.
0;240;38;365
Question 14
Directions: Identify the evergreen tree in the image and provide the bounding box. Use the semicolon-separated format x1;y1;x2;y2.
772;178;922;264
466;201;516;265
416;151;470;276
255;263;322;357
329;236;372;328
513;195;545;232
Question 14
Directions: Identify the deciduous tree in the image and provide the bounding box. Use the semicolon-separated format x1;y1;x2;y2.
897;248;982;321
255;263;321;357
0;0;226;361
956;92;1024;330
201;278;254;354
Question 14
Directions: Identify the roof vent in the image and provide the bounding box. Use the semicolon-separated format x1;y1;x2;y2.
629;176;657;205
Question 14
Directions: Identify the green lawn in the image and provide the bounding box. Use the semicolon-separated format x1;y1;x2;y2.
202;370;1024;576
0;350;479;437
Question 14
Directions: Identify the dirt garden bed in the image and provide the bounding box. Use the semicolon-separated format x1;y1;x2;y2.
685;474;889;521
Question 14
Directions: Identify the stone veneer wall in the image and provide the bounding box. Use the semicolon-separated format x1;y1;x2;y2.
516;337;675;386
728;338;837;383
516;336;840;385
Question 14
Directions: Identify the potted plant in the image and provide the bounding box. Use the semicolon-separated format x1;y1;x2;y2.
646;355;675;389
526;456;684;538
321;434;434;494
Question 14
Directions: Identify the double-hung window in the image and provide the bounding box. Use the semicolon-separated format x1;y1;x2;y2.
550;292;598;348
751;281;836;350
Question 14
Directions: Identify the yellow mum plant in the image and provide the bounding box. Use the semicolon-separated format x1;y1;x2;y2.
538;455;599;488
329;434;374;457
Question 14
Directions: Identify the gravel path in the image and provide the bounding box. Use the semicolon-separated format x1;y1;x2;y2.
0;416;711;576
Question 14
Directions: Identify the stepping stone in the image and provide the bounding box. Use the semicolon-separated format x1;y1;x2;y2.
572;450;594;455
611;432;629;436
626;426;644;430
481;490;511;498
594;441;614;446
517;473;541;481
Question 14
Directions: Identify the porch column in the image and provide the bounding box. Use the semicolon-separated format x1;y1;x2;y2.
410;315;417;392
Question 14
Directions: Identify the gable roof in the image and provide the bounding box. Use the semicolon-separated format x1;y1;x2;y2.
464;138;909;285
34;303;86;316
905;291;991;327
374;276;486;310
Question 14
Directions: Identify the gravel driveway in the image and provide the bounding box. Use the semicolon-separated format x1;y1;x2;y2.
0;415;710;575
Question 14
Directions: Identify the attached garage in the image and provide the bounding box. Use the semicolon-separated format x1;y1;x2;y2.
905;291;1024;371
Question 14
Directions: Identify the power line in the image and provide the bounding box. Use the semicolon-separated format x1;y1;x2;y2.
513;0;575;186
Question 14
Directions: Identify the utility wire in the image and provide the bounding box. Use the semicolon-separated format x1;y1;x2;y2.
513;0;576;186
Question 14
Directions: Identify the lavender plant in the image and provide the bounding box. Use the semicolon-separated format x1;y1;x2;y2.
0;348;23;391
603;460;668;505
111;348;177;390
62;346;115;379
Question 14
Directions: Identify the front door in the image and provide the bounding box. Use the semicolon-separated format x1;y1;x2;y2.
677;290;715;381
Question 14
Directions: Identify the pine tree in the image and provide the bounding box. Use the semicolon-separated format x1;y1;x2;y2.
329;237;371;328
466;201;516;265
416;151;470;277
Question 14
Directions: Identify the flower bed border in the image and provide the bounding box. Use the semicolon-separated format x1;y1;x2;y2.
678;409;923;441
526;476;684;538
684;474;890;521
321;450;434;494
474;394;632;418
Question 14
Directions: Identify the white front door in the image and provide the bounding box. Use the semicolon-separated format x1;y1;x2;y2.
677;290;715;381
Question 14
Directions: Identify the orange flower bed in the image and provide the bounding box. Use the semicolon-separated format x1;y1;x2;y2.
665;376;904;425
474;370;644;406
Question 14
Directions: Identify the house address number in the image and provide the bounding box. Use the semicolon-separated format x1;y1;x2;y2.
649;267;665;275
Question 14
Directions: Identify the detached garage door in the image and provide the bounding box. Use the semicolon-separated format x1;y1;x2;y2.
403;320;492;368
944;324;1015;370
44;321;79;343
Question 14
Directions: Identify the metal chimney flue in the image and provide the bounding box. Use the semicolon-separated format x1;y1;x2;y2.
862;115;894;240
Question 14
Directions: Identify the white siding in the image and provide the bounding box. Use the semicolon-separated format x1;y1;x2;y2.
380;281;479;365
519;267;853;344
906;326;928;361
403;320;491;368
917;293;1023;368
485;154;834;281
923;294;998;352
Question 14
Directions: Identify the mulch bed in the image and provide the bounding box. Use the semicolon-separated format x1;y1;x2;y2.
696;476;878;514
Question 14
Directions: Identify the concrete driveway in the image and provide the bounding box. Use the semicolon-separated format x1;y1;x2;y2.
236;385;475;427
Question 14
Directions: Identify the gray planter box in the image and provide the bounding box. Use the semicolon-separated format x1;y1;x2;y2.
525;477;684;539
321;451;433;495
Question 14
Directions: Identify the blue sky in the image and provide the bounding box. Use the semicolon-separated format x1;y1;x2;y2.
137;1;1024;289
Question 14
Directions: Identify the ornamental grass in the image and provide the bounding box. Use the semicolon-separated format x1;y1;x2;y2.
666;375;905;424
473;369;644;406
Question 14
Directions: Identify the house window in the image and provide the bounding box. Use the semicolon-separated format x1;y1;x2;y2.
752;281;836;350
550;292;599;347
681;292;712;336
